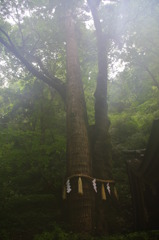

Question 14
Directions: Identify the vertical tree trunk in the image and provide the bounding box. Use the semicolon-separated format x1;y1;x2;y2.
64;9;94;232
88;0;114;234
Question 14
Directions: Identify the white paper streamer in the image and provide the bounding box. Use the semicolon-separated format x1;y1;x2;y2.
66;179;72;193
92;179;97;193
106;182;111;195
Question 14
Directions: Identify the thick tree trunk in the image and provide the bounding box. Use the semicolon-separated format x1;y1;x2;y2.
88;0;114;234
64;10;94;232
92;4;112;179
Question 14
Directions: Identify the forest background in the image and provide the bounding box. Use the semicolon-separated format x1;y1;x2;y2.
0;0;159;239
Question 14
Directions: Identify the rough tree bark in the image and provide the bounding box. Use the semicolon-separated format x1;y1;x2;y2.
64;9;94;232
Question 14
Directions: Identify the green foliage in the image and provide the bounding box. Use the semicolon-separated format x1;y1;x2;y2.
0;78;66;239
0;194;59;239
0;0;159;238
109;72;159;149
34;225;69;240
34;229;159;240
107;0;159;149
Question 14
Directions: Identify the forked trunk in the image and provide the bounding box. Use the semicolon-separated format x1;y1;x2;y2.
64;10;94;232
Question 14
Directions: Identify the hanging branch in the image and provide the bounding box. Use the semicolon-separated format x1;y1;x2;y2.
0;28;66;101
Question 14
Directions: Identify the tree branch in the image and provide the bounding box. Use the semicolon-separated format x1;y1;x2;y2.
0;29;66;101
145;66;159;90
0;27;15;47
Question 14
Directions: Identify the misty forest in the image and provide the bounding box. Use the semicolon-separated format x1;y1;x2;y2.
0;0;159;239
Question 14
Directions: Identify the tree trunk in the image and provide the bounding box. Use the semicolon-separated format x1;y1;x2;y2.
88;0;114;234
64;9;94;233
